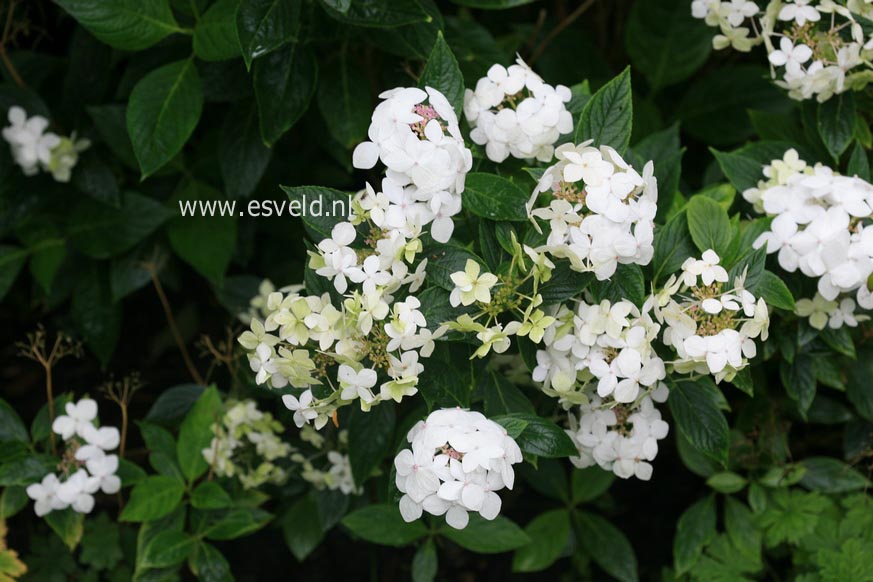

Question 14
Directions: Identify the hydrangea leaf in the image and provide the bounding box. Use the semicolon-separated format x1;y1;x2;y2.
237;0;301;69
574;67;633;154
512;509;571;572
419;31;465;116
55;0;182;51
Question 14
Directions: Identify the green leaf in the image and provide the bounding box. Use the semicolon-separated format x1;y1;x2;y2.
192;542;234;582
575;67;633;154
322;0;431;28
194;0;241;62
756;489;831;546
799;457;870;493
348;403;395;487
419;357;472;409
0;246;27;301
342;504;428;546
481;371;535;416
710;148;766;193
120;475;185;522
848;349;873;421
127;59;203;178
0;455;55;486
589;263;645;306
201;507;273;540
72;154;120;208
80;513;123;571
177;386;222;482
220;102;272;198
706;471;748;494
0;399;27;443
818;92;856;161
576;511;639;582
118;459;147;487
419;31;465;115
668;378;730;465
686;195;733;257
140;531;195;568
237;0;301;69
537;263;592;305
145;384;205;427
443;515;530;554
673;495;716;575
462;173;529;221
45;508;85;550
517;459;568;502
625;0;712;91
55;0;181;51
317;50;371;149
282;493;324;560
449;0;536;7
847;142;871;181
780;356;816;418
493;413;577;458
678;65;789;145
412;539;438;582
723;497;762;565
512;509;570;572
72;265;122;366
253;42;317;145
0;486;27;520
652;210;694;284
757;270;795;311
168;181;237;283
69;192;172;259
87;104;138;170
191;482;233;509
281;185;351;240
571;467;615;504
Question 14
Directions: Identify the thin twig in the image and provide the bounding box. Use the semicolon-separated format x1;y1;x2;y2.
145;262;205;385
528;0;598;66
0;0;26;88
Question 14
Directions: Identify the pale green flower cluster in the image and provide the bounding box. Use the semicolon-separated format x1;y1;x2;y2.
202;400;292;489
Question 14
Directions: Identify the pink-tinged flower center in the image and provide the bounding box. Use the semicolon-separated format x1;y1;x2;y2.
439;445;463;460
411;104;445;138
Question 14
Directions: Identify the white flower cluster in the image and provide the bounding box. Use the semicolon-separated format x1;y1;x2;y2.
239;280;442;429
202;399;292;489
692;0;873;101
567;389;670;481
743;148;873;327
532;298;667;406
3;106;89;182
394;408;521;530
464;57;573;163
240;87;474;429
26;399;120;516
528;141;658;280
531;298;670;480
656;250;770;383
352;86;472;243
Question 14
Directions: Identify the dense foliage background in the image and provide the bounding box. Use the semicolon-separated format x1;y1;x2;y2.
1;0;872;580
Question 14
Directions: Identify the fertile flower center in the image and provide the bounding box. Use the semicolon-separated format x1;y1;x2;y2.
439;444;463;460
553;180;587;205
411;104;445;137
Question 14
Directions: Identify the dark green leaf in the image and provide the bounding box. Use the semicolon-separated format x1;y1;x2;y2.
237;0;301;68
348;403;395;486
462;173;529;221
799;457;870;493
673;495;716;575
176;386;222;482
341;504;428;546
194;0;241;62
419;31;464;115
817;92;856;161
254;42;317;145
512;509;570;572
120;475;185;522
412;539;438;582
625;0;712;90
219;101;272;199
668;378;730;465
575;67;633;154
317;50;371;149
140;531;195;568
443;515;530;554
686;195;732;256
127;59;203;178
576;511;638;582
282;493;325;560
493;413;577;458
55;0;181;50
